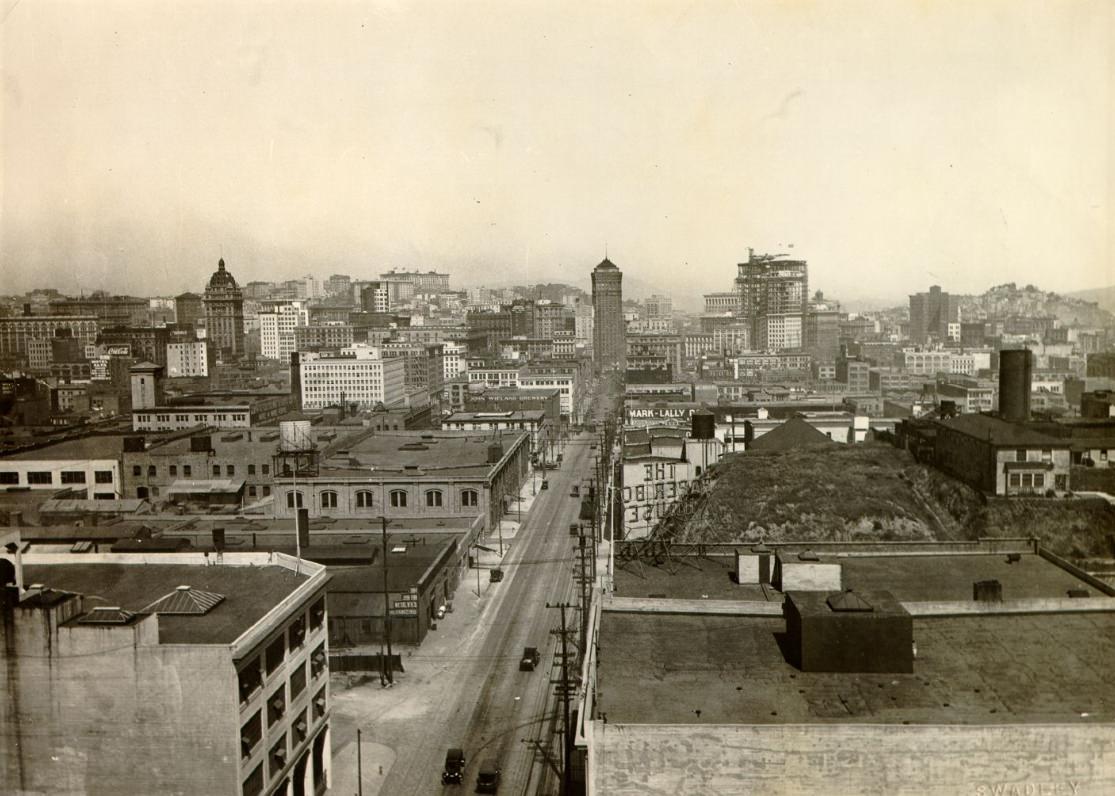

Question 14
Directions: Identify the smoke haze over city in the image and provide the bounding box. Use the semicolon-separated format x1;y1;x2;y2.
2;0;1111;303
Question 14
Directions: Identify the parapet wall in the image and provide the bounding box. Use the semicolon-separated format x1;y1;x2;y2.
590;723;1115;796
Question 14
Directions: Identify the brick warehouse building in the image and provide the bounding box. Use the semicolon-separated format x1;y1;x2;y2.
1;548;332;796
273;430;530;533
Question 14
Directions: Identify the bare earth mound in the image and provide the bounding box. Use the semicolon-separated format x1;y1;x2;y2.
679;443;1115;557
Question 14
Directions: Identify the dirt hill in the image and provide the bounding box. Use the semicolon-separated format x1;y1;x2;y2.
679;443;1115;558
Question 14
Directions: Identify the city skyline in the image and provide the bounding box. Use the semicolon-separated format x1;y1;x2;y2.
2;1;1111;303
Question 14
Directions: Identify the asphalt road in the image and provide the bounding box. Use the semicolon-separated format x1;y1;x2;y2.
356;432;596;795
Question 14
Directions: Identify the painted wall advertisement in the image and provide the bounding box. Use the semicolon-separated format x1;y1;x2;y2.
621;459;699;539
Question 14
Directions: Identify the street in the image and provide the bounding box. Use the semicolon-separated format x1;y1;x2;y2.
328;429;598;795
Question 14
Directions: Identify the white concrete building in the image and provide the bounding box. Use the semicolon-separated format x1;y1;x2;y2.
299;345;407;410
0;436;123;498
166;340;212;378
259;300;309;361
443;341;468;381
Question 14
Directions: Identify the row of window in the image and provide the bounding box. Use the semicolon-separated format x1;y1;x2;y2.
1;470;113;485
135;413;248;423
1007;472;1066;490
239;599;326;705
285;488;479;510
240;684;327;794
1013;449;1055;463
131;462;271;478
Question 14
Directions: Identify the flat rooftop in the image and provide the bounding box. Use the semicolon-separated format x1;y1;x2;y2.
597;611;1115;725
2;434;128;460
312;430;527;477
21;559;311;645
613;551;1103;601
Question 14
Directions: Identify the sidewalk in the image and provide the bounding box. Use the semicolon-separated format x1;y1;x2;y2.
327;464;551;795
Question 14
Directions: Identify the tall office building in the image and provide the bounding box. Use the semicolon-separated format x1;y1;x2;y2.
174;292;204;331
735;249;809;351
909;285;960;344
202;258;246;362
592;257;625;372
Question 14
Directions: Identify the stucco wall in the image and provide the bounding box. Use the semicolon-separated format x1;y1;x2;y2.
2;609;240;796
590;723;1115;796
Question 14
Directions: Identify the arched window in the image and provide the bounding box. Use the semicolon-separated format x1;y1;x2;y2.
287;491;303;509
461;489;479;507
390;490;408;508
320;491;338;509
425;489;443;508
356;491;374;509
147;465;157;477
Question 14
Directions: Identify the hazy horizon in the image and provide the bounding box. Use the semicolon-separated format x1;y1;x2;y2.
3;1;1112;304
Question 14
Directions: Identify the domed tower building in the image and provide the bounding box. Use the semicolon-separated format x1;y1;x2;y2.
202;258;245;362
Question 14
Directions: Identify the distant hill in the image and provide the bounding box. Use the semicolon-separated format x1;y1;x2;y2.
961;282;1114;328
1065;285;1115;314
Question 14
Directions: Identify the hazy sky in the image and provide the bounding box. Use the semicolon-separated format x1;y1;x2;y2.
2;1;1112;307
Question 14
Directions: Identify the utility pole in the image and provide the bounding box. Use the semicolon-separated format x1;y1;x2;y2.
356;727;363;796
380;515;394;685
548;602;576;796
577;534;590;653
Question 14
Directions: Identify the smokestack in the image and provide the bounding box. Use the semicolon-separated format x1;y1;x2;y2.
998;349;1032;423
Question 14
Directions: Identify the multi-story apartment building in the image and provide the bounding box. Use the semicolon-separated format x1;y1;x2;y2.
204;258;246;361
1;549;332;796
908;285;960;344
96;325;172;368
298;345;407;410
467;363;524;388
166;340;213;377
936;376;996;414
533;301;574;339
703;292;739;314
836;356;872;392
293;322;354;353
442;341;468;381
380;269;451;294
643;294;673;320
175;291;205;330
49;294;149;326
274;430;529;532
804;309;841;362
735;250;808;352
0;435;125;498
324;273;352;298
900;348;968;376
735;351;813;379
0;311;98;362
592;258;625;372
259;300;310;361
627;333;683;375
380;341;446;399
132;394;296;432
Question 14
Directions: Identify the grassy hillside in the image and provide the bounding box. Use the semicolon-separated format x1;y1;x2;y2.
680;443;1115;558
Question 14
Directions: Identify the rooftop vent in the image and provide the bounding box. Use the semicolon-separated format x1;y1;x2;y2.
78;606;136;625
826;589;874;613
973;580;1003;603
142;585;225;615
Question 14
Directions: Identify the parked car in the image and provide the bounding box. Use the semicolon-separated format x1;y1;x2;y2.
540;480;549;490
442;748;465;785
519;646;541;671
490;569;504;583
570;485;579;497
476;759;502;793
569;522;579;536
